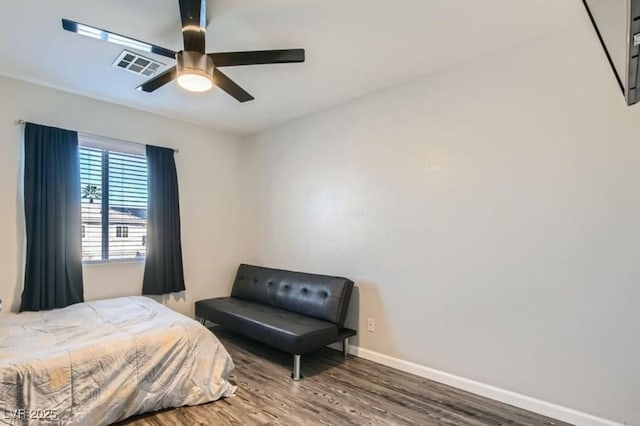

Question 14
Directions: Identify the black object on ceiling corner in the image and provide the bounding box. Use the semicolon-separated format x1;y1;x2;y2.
582;0;639;106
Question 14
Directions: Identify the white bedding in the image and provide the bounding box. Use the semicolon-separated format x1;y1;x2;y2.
0;296;236;425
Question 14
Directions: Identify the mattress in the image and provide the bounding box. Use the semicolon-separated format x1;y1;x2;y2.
0;296;236;425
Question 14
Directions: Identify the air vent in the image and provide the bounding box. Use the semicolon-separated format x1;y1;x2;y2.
112;50;165;77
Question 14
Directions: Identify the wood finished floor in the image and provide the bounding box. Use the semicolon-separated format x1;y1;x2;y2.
120;327;571;426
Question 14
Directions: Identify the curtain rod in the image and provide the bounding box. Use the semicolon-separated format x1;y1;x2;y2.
14;119;179;153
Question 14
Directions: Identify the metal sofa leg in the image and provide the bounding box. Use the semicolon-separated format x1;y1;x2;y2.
343;338;349;359
292;354;301;381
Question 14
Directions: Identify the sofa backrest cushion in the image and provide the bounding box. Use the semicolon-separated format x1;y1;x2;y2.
230;264;354;327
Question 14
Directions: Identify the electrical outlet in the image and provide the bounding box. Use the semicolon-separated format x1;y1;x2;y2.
367;317;375;332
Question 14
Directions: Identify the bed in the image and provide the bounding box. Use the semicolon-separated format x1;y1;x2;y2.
0;296;236;425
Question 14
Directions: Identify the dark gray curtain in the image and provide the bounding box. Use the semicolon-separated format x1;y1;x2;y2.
20;122;84;312
142;145;185;295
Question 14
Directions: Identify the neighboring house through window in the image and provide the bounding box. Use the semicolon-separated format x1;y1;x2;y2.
79;134;147;261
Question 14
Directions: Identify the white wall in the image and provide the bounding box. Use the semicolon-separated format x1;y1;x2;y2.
0;76;248;316
244;26;640;425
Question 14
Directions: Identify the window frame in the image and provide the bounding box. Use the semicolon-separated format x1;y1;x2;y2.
79;134;147;264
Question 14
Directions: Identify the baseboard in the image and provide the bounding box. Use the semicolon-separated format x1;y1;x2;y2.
329;343;623;426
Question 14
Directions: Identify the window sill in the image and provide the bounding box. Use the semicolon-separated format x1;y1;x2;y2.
83;258;146;266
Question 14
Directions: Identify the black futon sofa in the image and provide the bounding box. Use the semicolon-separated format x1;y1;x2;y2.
195;264;357;380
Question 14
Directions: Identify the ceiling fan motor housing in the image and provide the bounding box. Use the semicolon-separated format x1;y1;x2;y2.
176;51;214;79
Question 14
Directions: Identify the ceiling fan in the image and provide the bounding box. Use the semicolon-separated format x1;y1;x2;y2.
61;0;305;102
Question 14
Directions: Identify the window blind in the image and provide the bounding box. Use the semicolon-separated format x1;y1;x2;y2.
79;142;148;261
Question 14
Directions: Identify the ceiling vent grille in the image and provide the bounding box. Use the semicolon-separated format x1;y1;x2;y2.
112;50;165;77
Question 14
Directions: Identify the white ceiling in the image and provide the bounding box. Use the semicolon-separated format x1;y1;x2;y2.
0;0;584;135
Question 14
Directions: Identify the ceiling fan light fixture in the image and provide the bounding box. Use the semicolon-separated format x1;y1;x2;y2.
176;51;214;92
177;72;212;92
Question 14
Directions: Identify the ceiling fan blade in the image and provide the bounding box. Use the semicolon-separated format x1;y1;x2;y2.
208;49;305;67
136;67;177;92
179;0;206;53
61;19;176;60
213;69;254;102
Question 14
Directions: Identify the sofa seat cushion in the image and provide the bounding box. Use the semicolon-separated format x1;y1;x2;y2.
196;297;339;354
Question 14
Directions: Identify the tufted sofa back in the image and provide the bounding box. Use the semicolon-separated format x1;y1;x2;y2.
230;264;354;327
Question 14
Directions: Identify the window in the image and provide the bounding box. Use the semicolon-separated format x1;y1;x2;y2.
115;226;129;238
79;135;147;261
